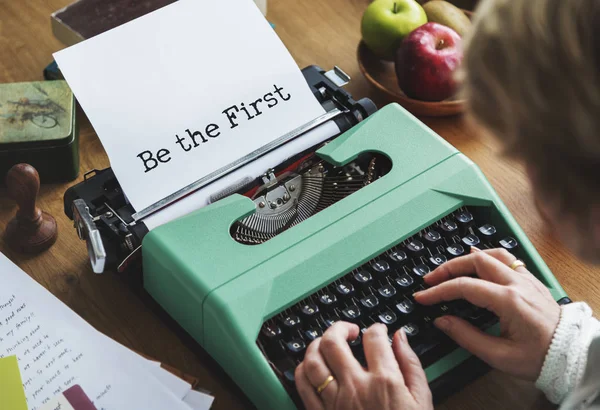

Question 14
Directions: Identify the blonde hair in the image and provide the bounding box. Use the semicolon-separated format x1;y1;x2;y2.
460;0;600;212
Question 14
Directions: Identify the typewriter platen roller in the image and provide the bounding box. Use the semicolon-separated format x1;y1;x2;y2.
64;65;377;273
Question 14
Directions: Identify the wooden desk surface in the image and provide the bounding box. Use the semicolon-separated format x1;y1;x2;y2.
1;1;598;409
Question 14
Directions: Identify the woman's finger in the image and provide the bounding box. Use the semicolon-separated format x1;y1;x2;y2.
303;338;340;407
362;323;402;376
423;251;515;286
476;248;516;264
475;248;530;274
414;276;506;313
318;322;363;382
295;362;325;410
392;330;430;402
433;315;514;370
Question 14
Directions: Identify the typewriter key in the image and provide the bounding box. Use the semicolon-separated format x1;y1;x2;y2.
370;260;390;273
499;236;518;250
304;328;323;341
429;254;447;266
406;239;425;255
423;230;442;243
300;303;319;317
348;333;363;361
318;292;337;307
282;315;301;330
446;243;465;258
360;294;380;309
378;284;397;299
334;281;355;297
396;299;414;315
349;336;363;362
396;274;414;288
478;224;497;237
353;269;372;285
378;310;397;325
389;249;408;264
286;339;306;355
461;234;481;251
261;323;282;339
283;369;296;383
456;210;474;225
402;323;419;337
322;316;339;329
349;335;362;348
341;305;362;321
413;264;431;277
440;220;458;236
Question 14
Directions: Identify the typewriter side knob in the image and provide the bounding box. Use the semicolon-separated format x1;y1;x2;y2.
4;163;57;253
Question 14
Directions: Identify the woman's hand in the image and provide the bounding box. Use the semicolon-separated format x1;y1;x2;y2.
414;248;561;381
295;322;433;410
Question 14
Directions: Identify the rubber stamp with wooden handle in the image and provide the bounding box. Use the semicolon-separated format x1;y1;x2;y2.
4;163;58;253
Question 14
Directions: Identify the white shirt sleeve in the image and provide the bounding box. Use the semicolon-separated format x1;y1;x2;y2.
535;302;600;404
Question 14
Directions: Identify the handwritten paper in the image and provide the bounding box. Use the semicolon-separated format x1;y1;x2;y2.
0;253;204;410
0;355;28;410
54;0;325;213
39;395;81;410
39;385;97;410
0;291;89;409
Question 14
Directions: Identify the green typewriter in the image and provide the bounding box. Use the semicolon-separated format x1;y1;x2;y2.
141;103;569;409
65;73;569;408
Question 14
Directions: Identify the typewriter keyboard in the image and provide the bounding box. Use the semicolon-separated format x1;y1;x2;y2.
257;206;524;399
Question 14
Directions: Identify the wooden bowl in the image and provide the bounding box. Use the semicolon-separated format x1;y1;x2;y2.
357;11;473;117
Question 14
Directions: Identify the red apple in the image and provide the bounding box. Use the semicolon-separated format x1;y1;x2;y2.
395;22;463;102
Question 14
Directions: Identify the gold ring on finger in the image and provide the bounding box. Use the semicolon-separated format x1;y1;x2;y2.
509;259;526;271
316;375;335;395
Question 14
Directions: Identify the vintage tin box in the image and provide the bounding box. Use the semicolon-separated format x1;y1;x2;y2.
0;80;79;183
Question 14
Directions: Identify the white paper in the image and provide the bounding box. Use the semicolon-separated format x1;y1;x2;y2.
0;253;198;410
139;360;192;400
144;120;340;230
76;329;212;409
183;390;215;410
59;318;195;401
39;395;76;410
47;307;207;407
54;0;325;213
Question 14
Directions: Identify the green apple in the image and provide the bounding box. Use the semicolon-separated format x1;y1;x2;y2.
361;0;428;60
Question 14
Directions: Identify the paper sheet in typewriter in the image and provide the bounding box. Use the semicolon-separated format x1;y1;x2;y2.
53;0;326;213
